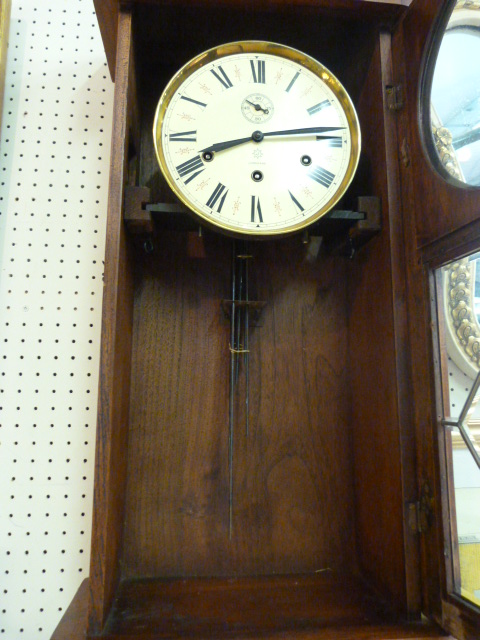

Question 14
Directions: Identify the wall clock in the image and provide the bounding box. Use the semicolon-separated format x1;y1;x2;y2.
153;40;361;237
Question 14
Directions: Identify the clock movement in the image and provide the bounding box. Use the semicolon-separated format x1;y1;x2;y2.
51;0;480;639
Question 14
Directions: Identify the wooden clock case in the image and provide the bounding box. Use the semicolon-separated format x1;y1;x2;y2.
51;0;480;638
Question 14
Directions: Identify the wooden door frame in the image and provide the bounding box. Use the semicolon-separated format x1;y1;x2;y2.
392;0;480;636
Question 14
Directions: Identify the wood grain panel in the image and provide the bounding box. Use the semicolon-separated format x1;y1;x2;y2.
87;9;136;635
379;30;422;613
348;32;412;612
122;233;353;578
93;0;118;81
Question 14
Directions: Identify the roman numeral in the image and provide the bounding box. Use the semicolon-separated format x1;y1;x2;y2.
251;195;263;224
168;130;197;142
308;165;335;188
315;135;343;147
251;59;266;84
206;183;228;212
211;66;233;89
288;190;305;212
286;71;300;92
176;155;205;184
327;137;343;148
180;96;207;108
307;100;331;116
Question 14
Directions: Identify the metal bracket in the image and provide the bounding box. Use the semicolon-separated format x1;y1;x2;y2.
325;196;382;258
221;299;266;327
123;185;156;253
386;84;404;111
125;190;381;260
124;185;153;234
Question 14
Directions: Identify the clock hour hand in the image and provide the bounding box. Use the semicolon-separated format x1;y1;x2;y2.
201;126;345;155
200;134;253;154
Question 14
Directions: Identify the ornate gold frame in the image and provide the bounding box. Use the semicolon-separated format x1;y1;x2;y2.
444;257;480;449
454;0;480;15
431;107;464;181
446;257;480;368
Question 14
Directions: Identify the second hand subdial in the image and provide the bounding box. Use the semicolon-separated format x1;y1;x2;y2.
246;99;269;114
241;93;274;124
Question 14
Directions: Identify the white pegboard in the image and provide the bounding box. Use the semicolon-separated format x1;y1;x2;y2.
0;1;113;638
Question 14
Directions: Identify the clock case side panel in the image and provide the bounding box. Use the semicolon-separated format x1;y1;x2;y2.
348;30;421;616
87;8;137;636
390;6;443;626
93;0;118;81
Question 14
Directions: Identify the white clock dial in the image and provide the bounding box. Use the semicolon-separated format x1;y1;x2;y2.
153;41;361;237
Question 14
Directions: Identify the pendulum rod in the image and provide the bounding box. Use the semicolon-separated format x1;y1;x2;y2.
228;240;255;537
229;241;237;539
244;244;250;437
235;248;244;384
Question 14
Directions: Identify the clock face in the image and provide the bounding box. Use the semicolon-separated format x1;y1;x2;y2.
153;41;361;237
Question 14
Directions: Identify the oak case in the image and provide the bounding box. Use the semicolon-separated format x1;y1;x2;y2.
51;0;480;638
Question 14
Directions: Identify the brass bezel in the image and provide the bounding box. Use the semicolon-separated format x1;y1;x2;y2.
153;40;361;237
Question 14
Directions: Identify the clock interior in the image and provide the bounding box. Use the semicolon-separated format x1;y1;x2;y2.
121;3;381;580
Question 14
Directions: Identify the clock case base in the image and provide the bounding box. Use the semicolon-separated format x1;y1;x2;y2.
63;1;431;638
52;574;448;640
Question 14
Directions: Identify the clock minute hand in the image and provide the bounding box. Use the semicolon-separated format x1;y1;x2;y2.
200;126;345;155
263;125;345;138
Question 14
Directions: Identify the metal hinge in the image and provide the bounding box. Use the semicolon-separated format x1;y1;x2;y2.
386;84;404;111
408;482;434;534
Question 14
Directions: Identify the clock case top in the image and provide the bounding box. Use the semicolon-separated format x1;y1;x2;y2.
51;0;478;638
95;0;411;83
